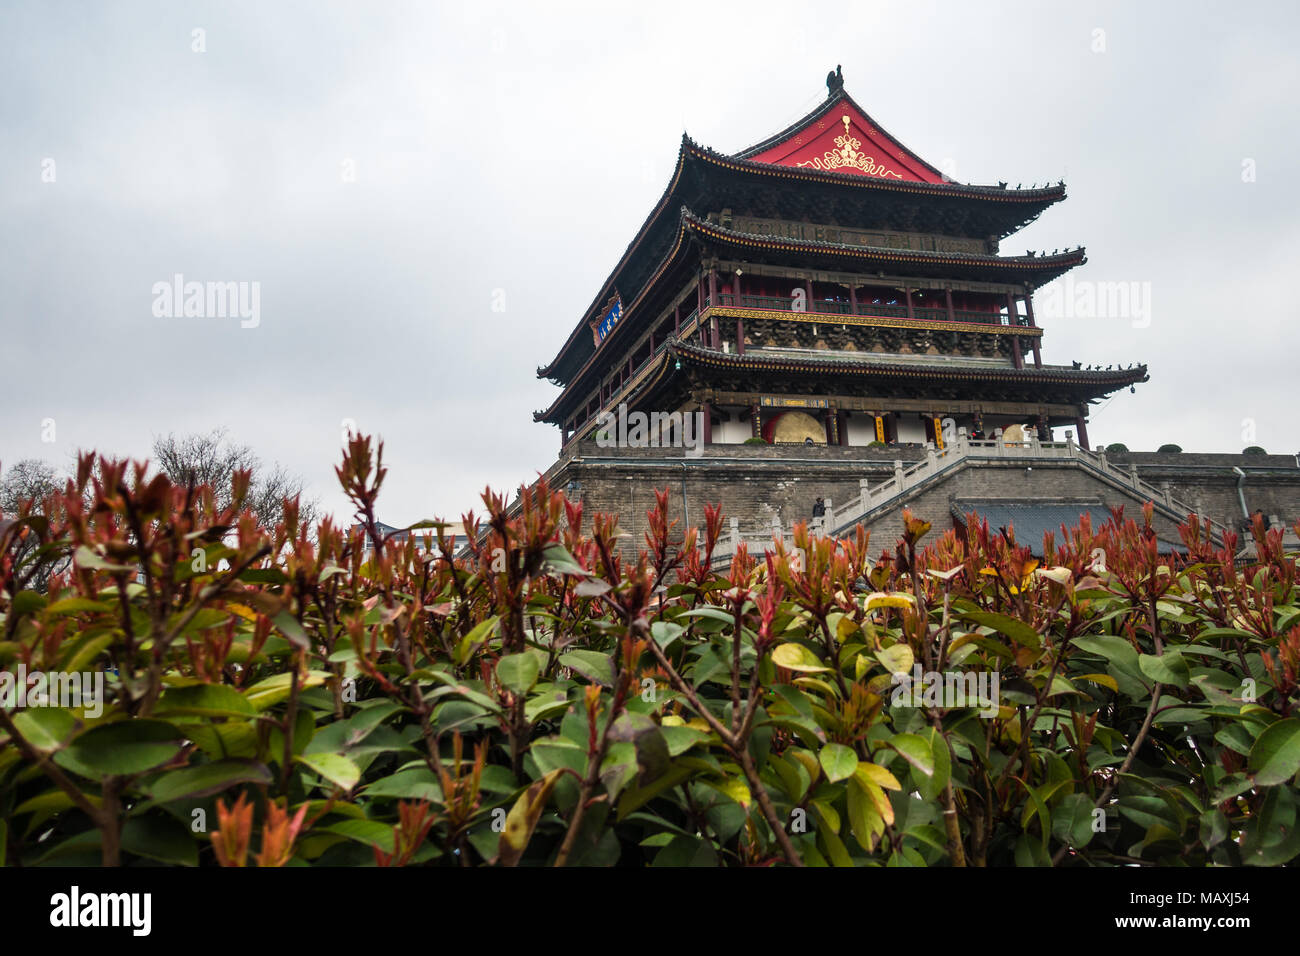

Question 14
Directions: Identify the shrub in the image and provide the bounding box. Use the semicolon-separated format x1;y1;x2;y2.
868;440;886;448
1;438;1298;867
1157;444;1182;453
1105;443;1129;453
743;436;768;445
1244;446;1268;456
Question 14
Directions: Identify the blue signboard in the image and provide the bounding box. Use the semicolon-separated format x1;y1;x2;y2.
597;297;622;341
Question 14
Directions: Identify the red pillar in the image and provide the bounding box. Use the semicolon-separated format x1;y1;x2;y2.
1011;335;1024;369
1024;294;1042;367
905;286;914;320
945;287;955;323
708;269;717;308
701;401;712;445
1075;416;1090;450
849;283;857;315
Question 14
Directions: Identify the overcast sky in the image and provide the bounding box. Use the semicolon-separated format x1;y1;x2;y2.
3;0;1299;527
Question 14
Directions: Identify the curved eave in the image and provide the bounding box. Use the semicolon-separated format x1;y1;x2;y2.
672;341;1148;390
539;134;1068;383
682;210;1086;283
535;346;677;425
537;138;692;381
694;138;1065;206
538;202;1085;420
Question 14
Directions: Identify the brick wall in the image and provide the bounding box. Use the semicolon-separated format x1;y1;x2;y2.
534;444;1300;556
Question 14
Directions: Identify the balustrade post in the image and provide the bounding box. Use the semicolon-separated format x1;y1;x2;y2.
859;478;869;513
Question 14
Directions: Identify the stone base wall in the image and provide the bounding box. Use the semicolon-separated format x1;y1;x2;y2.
535;443;1300;556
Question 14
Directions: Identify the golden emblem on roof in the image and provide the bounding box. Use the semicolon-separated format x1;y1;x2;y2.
794;114;904;179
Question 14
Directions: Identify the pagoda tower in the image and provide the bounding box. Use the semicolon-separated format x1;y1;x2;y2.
535;72;1147;455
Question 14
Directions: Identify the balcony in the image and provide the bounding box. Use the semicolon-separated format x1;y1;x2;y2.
708;293;1030;327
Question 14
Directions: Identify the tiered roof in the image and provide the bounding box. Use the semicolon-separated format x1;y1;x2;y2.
539;85;1070;385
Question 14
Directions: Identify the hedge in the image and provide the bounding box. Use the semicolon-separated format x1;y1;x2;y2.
1;435;1298;867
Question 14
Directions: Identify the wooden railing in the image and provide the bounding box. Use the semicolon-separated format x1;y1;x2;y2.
709;294;1023;326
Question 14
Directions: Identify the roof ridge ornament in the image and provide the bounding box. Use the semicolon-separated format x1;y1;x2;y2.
826;64;844;97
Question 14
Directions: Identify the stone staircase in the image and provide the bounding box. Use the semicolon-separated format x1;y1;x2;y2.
714;435;1237;560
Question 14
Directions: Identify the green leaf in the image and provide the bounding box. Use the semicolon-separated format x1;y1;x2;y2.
542;543;589;576
889;733;934;777
156;683;258;718
324;819;396;854
44;597;112;616
1138;651;1190;689
650;621;685;649
959;610;1042;652
363;767;442;802
818;743;859;783
121;815;199;867
876;643;913;675
242;670;331;710
73;545;134;573
1248;717;1300;786
1051;792;1096;849
272;611;311;650
454;616;499;665
559;650;614;687
295;753;361;792
498;769;565;866
846;776;884;851
148;759;272;803
64;719;183;776
12;707;76;752
771;643;830;673
916;728;950;801
496;652;540;696
60;634;114;674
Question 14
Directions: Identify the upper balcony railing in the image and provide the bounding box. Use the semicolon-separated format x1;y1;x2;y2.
562;295;1029;449
708;293;1030;327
